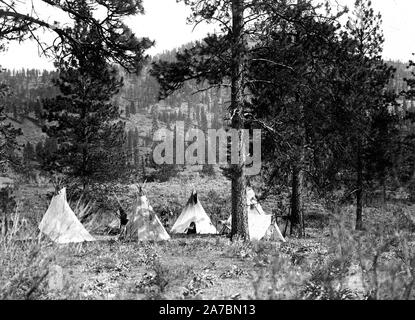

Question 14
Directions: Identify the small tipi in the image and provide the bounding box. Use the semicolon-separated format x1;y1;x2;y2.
124;188;170;241
221;188;286;242
39;188;95;244
170;190;218;235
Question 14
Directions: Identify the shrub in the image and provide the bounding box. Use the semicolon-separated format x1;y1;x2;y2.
0;237;54;299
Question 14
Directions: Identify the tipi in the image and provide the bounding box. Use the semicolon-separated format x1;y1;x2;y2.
221;188;286;242
170;190;218;234
39;188;95;244
124;188;170;241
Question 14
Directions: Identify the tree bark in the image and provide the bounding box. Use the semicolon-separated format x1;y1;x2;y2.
2;212;7;237
290;164;305;238
356;146;364;230
1;195;8;237
230;0;249;242
290;98;306;238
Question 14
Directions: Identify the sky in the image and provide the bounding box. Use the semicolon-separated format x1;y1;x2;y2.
0;0;414;70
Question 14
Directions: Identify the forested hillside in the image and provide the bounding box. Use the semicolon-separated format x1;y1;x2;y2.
0;56;412;180
0;47;232;184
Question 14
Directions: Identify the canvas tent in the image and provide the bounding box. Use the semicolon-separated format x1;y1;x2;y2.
39;188;95;244
221;188;286;242
170;190;218;235
124;189;170;241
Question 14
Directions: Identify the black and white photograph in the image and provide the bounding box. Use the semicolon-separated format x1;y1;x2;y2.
1;0;415;304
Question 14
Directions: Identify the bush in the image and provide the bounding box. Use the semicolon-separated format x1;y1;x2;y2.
0;237;54;299
0;186;17;236
201;164;215;177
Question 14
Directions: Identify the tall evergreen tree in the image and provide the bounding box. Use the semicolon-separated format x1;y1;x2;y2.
23;142;35;164
127;129;134;151
35;141;44;163
0;79;21;174
130;101;137;115
200;107;208;133
395;55;415;200
151;0;250;239
247;1;347;237
125;104;131;118
340;0;396;230
42;21;128;191
151;0;342;240
133;128;140;148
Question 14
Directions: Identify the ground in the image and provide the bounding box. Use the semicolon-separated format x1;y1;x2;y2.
45;236;266;300
1;234;325;300
1;178;415;300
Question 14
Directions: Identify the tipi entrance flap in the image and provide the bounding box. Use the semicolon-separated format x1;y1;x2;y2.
170;191;218;234
39;188;95;244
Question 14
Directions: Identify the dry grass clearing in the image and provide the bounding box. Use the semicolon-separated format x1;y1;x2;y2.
1;180;415;300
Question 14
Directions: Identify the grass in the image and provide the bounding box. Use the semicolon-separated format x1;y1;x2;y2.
1;179;415;300
0;210;53;299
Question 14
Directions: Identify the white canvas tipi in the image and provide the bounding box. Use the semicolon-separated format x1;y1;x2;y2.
222;188;286;242
39;188;95;244
170;190;218;235
125;188;170;241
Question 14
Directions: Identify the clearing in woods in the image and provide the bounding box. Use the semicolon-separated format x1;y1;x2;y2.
1;179;415;300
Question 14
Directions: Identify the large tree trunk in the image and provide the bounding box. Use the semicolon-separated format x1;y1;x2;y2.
290;164;305;238
1;212;7;237
1;195;8;237
356;146;364;230
382;179;387;208
230;0;249;241
230;144;249;241
290;100;306;238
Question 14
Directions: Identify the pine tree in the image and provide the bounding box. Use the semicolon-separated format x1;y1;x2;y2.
133;146;140;168
187;101;192;120
12;104;18;120
342;0;396;230
23;142;35;164
134;128;140;148
398;54;415;199
152;0;336;240
44;138;58;155
1;0;153;74
125;104;131;118
155;124;179;182
200;107;208;133
151;0;297;240
33;99;43;120
141;156;147;177
0;81;22;174
130;101;136;115
35;141;44;163
184;116;192;133
0;185;16;237
178;110;184;121
151;114;160;137
196;105;201;124
42;21;128;191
